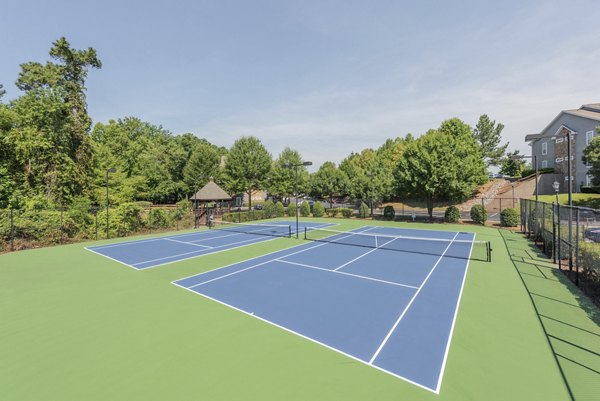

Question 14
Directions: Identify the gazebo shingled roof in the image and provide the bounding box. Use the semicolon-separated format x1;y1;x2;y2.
190;178;232;201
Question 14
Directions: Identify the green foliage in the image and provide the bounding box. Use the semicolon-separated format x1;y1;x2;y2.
383;205;395;220
263;199;275;218
275;201;285;217
396;119;487;219
312;201;324;217
500;208;519;227
499;150;527;177
287;202;296;217
444;206;461;223
470;204;487;225
300;200;310;217
222;210;265;222
222;136;272;209
583;132;600;186
341;208;354;218
183;141;221;192
473;114;508;167
173;199;190;221
578;242;600;284
580;187;600;194
520;167;554;178
148;208;171;229
326;208;341;218
268;148;308;200
309;161;348;205
358;202;369;218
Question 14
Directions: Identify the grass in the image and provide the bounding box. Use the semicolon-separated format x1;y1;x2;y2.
533;193;600;208
1;218;597;400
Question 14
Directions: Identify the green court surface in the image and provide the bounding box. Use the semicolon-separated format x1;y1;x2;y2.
1;218;598;401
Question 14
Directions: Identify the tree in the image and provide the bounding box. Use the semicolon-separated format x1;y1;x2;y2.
583;130;600;185
499;150;527;177
309;161;348;207
395;119;487;219
183;141;221;192
0;84;5;100
473;114;509;167
223;136;272;209
268;148;307;201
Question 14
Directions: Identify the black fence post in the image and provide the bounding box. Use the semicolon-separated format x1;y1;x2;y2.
10;208;14;252
575;208;580;287
557;203;562;270
149;206;152;235
536;201;546;253
95;211;98;241
552;203;557;264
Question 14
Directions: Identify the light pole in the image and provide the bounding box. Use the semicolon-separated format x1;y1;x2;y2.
553;180;560;205
286;161;312;238
105;168;116;239
511;182;516;208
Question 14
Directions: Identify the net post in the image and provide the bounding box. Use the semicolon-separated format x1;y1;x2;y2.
304;226;307;240
487;241;492;262
288;225;292;238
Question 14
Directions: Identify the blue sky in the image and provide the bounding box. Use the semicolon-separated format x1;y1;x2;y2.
1;0;599;170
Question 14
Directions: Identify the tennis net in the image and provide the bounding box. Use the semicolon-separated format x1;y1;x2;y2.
304;227;491;262
210;221;292;238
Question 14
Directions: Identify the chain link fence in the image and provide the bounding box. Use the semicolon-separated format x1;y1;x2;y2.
520;198;600;291
0;204;198;253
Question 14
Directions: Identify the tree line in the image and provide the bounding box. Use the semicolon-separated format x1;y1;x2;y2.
0;38;513;219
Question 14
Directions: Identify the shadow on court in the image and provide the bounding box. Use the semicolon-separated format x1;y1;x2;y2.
500;229;600;401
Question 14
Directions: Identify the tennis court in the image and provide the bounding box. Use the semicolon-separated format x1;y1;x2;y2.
173;225;489;393
85;221;331;270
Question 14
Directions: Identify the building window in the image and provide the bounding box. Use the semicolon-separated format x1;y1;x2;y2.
542;142;547;155
555;157;563;163
587;130;595;145
564;176;574;181
541;160;548;168
555;137;564;144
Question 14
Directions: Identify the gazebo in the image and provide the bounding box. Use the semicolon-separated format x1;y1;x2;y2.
190;178;232;226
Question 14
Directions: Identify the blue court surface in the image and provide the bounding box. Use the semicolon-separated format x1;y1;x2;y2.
86;221;331;269
173;226;477;393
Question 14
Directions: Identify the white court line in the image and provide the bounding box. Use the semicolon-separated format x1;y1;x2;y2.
368;231;460;365
84;247;138;270
88;229;213;250
172;280;437;394
173;222;347;282
434;233;475;393
133;235;272;267
185;226;377;288
333;236;398;272
164;238;213;248
276;259;419;290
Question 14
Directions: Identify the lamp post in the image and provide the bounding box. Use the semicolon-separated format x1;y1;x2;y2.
511;182;516;208
553;180;560;205
286;161;312;238
105;168;116;239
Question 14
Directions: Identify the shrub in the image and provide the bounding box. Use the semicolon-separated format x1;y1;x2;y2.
358;202;369;218
578;242;600;284
383;205;395;221
287;202;297;217
444;206;461;223
341;208;354;218
300;201;311;217
500;208;519;227
148;208;171;229
263;200;275;218
275;201;285;217
312;201;325;217
470;204;487;225
326;208;341;217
